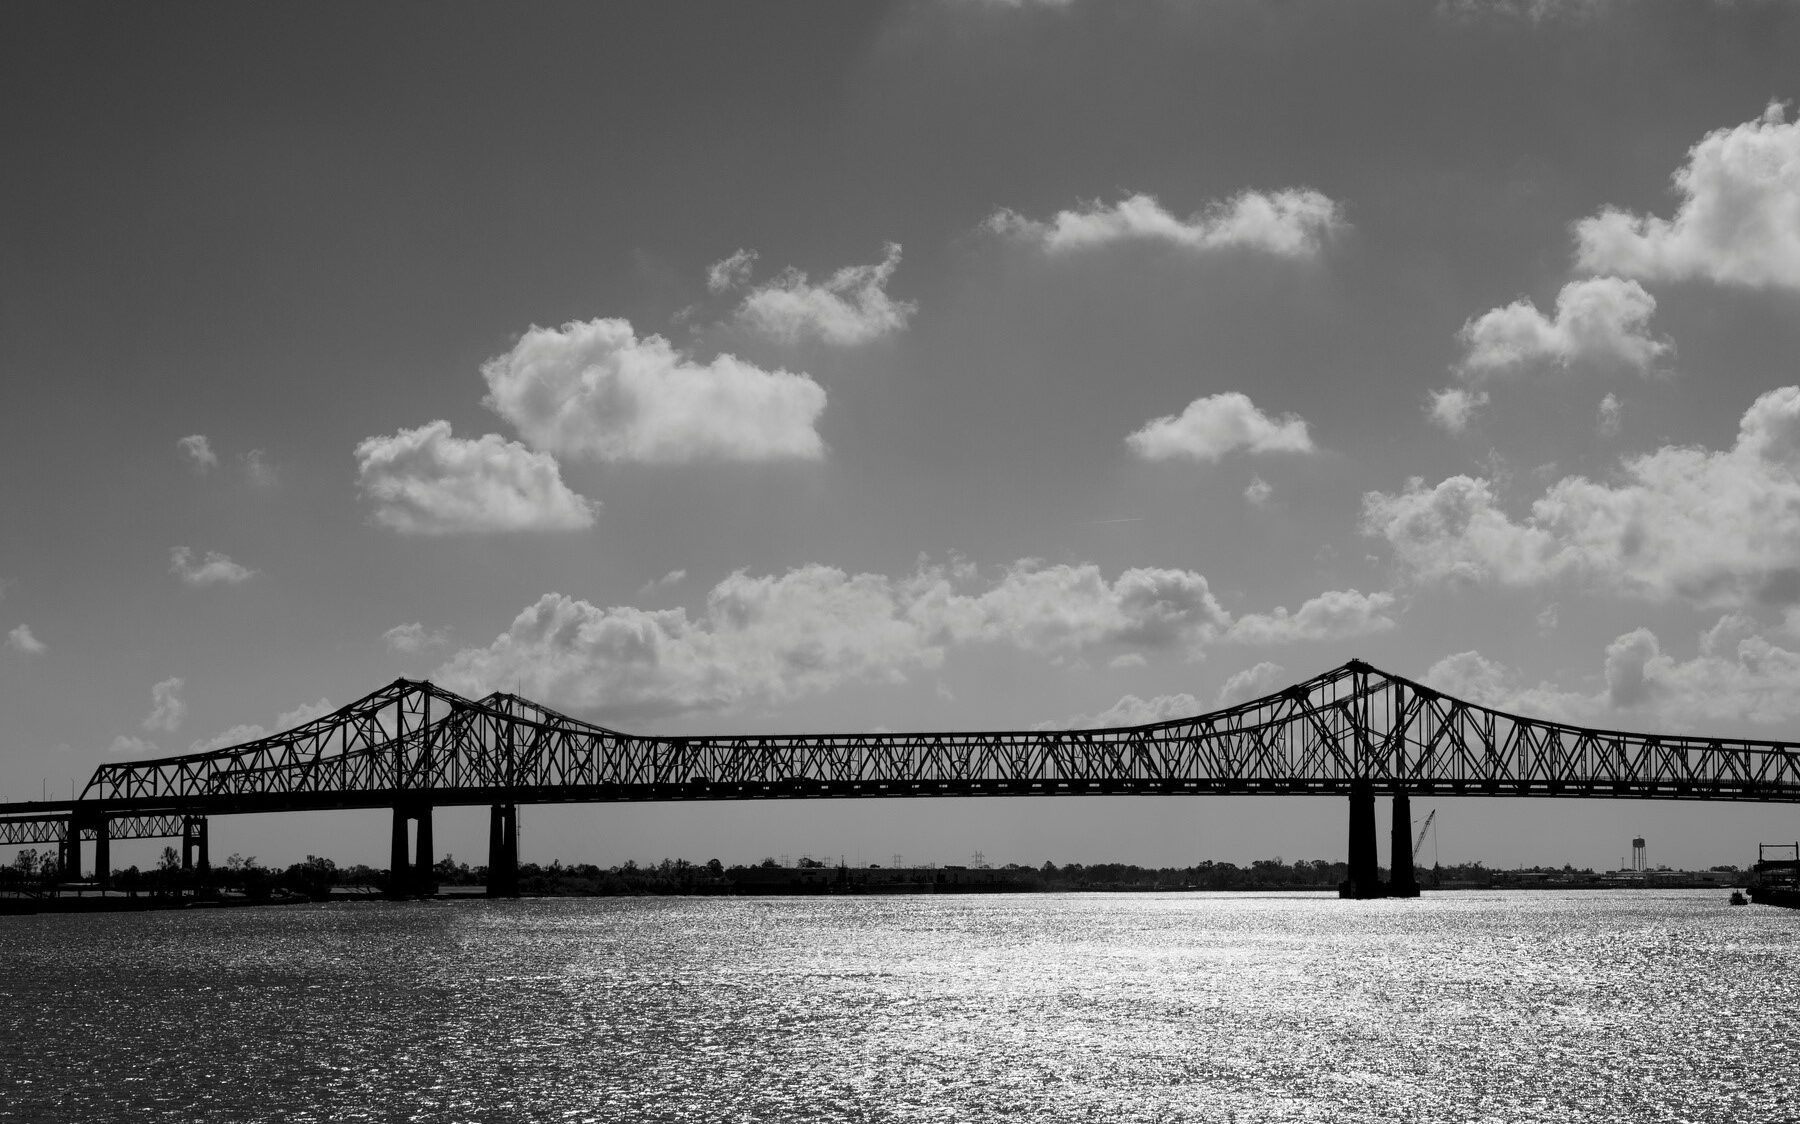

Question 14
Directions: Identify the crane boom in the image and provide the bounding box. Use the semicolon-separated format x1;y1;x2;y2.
1413;808;1436;858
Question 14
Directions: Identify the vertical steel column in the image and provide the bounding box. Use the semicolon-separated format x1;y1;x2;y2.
1339;782;1380;898
181;815;209;874
487;803;518;897
93;818;110;889
389;806;411;898
413;805;435;896
1388;791;1419;897
59;819;77;880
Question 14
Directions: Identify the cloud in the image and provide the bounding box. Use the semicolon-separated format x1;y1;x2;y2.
1425;613;1800;728
1419;650;1593;722
731;243;915;346
637;569;688;597
170;547;255;587
6;624;46;654
1050;692;1205;730
1216;661;1289;707
1226;589;1398;645
177;435;218;473
108;735;158;755
242;449;278;488
1427;387;1490;433
1457;277;1669;375
354;421;596;535
1597;392;1622;438
706;248;758;293
142;676;186;733
436;558;1231;722
1243;476;1274;507
383;622;449;654
1364;386;1800;610
1127;392;1316;462
481;318;827;464
1575;102;1800;289
188;697;334;753
987;189;1345;258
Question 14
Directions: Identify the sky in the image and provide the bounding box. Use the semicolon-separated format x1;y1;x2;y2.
4;0;1800;875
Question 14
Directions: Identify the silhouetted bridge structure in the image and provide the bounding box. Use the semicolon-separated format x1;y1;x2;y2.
5;660;1800;899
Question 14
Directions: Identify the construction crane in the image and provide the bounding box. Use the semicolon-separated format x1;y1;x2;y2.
1413;809;1437;859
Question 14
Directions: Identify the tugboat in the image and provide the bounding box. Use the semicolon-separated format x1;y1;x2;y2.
1730;890;1748;906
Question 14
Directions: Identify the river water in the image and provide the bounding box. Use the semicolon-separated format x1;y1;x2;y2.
2;891;1795;1122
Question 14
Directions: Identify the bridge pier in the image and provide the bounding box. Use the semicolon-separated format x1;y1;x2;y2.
414;805;435;896
181;815;209;875
388;804;434;898
1340;783;1381;898
1340;786;1421;899
486;803;518;898
1388;791;1419;897
93;817;110;888
59;818;77;880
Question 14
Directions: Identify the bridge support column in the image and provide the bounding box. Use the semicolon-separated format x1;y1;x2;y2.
93;817;110;889
59;818;77;880
389;806;411;899
181;815;209;875
1388;791;1419;898
388;804;435;898
413;805;435;896
1339;783;1382;899
487;803;518;897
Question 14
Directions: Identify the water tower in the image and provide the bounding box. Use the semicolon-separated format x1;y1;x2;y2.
1632;836;1647;872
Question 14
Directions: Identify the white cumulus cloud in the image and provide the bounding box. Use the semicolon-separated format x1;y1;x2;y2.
177;434;218;473
1048;692;1206;730
354;421;595;535
1364;386;1800;610
988;189;1345;258
1597;392;1623;438
1427;387;1490;433
142;676;186;733
1216;661;1289;707
1226;590;1397;646
435;558;1232;722
1457;277;1669;375
383;622;449;653
170;547;255;587
1576;102;1800;290
1424;613;1800;728
1127;392;1316;462
706;248;758;293
732;243;915;346
481;318;827;464
6;624;46;654
188;698;334;753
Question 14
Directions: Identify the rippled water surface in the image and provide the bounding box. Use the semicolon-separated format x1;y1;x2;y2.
4;891;1797;1122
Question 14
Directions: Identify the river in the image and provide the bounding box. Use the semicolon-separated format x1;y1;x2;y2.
2;890;1795;1122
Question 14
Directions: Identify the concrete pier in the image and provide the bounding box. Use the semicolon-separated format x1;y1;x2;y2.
486;803;519;897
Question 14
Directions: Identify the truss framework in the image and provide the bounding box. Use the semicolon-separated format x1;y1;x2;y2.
36;660;1800;819
0;814;188;846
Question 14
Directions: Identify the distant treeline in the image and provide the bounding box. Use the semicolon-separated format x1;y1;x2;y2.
2;846;1509;897
9;845;1668;898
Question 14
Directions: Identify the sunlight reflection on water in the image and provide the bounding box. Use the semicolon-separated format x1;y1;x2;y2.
2;891;1796;1122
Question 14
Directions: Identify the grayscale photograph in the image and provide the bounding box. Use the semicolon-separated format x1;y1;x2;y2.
3;2;1799;1121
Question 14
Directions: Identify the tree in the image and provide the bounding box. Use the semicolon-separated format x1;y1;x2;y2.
158;846;181;872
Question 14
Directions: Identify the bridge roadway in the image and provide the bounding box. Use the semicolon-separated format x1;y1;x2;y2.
5;660;1799;899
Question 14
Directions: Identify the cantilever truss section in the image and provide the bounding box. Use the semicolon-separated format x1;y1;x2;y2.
74;660;1800;814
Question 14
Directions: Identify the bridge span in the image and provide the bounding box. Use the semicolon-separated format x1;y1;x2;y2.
5;660;1799;899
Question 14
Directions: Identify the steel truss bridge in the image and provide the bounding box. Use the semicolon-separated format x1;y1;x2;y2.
4;660;1799;898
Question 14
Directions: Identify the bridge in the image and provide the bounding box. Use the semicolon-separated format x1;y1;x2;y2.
5;659;1799;899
